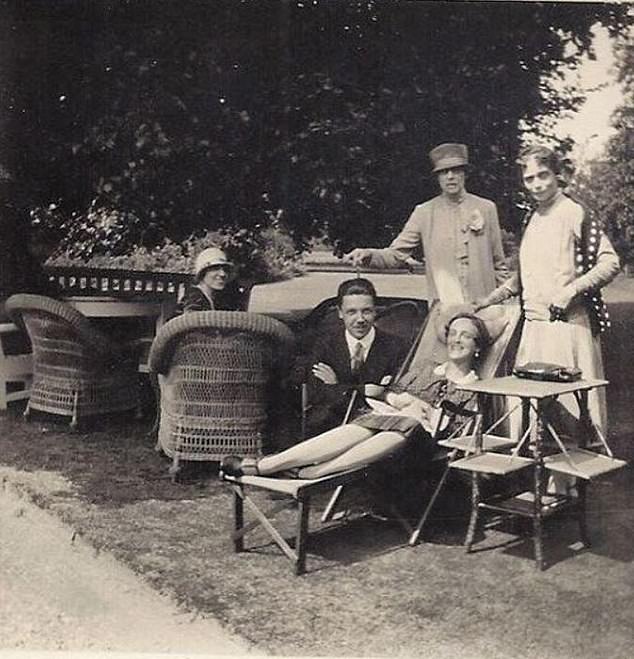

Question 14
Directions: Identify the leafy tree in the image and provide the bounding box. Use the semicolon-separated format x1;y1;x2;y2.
0;0;632;280
572;26;634;266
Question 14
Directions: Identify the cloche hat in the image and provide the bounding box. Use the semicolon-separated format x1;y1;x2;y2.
429;143;469;173
193;247;234;281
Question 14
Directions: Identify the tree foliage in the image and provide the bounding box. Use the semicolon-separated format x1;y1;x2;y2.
572;25;634;264
1;0;632;268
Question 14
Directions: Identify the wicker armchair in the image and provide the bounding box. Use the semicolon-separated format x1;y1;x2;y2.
5;294;140;427
148;311;295;474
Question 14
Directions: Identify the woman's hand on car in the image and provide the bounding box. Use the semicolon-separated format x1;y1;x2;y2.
343;248;372;267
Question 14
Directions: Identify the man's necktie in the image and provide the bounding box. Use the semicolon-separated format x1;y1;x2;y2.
350;341;365;375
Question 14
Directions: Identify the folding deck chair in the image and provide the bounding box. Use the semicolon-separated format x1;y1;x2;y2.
220;299;426;575
220;302;522;574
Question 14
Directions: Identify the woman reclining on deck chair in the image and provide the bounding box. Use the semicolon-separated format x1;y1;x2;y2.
221;312;490;480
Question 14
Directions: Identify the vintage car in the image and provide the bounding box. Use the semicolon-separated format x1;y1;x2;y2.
42;259;430;341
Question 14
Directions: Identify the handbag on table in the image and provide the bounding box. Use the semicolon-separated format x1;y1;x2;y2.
513;362;582;383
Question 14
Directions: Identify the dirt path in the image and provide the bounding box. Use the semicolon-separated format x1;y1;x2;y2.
0;484;259;655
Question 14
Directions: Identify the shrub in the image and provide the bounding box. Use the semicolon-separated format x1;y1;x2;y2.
45;222;305;284
501;228;520;271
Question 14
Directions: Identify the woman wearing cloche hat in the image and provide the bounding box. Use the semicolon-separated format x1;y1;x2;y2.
345;142;508;308
176;246;244;314
344;142;509;365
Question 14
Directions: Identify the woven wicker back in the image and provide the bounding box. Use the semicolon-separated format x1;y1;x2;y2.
150;311;294;461
5;294;140;421
6;294;113;354
21;310;107;377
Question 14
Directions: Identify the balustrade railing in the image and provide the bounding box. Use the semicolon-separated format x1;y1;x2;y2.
44;265;193;300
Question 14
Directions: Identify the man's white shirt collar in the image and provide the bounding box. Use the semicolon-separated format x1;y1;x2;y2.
345;326;376;359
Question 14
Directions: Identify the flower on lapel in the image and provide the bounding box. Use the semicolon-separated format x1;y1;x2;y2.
467;209;485;234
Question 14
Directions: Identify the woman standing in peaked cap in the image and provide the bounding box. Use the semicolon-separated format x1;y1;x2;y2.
344;142;509;366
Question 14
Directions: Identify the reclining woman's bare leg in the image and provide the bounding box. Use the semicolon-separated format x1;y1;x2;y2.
257;424;375;475
297;430;409;479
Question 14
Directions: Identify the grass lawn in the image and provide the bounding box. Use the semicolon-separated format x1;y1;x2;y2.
1;400;633;658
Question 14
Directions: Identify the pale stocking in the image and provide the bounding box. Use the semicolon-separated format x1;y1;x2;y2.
297;430;408;479
257;424;375;475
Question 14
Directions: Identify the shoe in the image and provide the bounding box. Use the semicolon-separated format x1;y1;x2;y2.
220;455;245;477
279;468;302;479
220;455;260;478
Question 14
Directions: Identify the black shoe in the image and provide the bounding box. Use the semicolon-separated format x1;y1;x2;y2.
220;455;244;477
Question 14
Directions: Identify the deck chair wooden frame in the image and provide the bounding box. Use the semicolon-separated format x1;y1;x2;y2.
220;302;522;574
220;396;485;576
222;466;370;575
220;386;374;576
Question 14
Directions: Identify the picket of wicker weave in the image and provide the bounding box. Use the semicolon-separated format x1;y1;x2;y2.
149;311;295;464
5;294;140;426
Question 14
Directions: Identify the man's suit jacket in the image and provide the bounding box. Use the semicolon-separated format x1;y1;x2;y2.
305;327;408;437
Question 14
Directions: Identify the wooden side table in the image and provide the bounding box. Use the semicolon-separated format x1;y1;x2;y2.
450;376;626;570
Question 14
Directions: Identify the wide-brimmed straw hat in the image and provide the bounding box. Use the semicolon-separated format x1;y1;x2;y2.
429;143;469;173
193;247;234;281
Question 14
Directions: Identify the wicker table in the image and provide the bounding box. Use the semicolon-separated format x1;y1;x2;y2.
450;376;626;570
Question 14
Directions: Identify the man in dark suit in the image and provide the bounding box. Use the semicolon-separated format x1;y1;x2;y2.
304;278;409;437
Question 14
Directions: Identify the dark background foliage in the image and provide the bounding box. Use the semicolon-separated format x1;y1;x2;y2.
572;31;634;265
0;0;631;288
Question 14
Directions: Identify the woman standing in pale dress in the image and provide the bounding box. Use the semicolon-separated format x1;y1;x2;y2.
476;146;620;482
